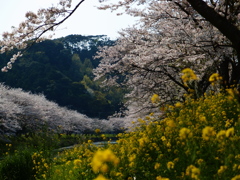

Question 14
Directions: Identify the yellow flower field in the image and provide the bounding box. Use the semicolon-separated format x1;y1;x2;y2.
32;87;240;180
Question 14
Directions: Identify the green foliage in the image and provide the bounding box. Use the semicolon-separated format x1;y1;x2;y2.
0;129;90;180
0;130;55;180
0;148;36;180
56;133;86;148
0;35;124;119
0;131;117;180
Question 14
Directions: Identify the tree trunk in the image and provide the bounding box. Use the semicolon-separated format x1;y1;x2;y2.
186;0;240;85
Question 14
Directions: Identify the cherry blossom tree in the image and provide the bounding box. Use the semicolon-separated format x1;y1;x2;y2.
98;0;240;88
94;0;237;116
0;0;85;72
1;0;240;116
0;83;129;135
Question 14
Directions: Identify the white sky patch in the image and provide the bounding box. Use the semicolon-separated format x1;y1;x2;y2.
0;0;138;40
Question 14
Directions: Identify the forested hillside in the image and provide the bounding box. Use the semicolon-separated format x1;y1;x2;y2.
0;35;126;119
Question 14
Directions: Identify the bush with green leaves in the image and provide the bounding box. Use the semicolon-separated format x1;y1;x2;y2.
0;147;36;180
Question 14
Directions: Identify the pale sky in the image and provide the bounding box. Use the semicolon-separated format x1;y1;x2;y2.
0;0;138;40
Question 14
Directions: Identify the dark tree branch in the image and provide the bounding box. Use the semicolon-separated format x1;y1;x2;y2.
130;63;188;91
186;0;240;83
186;0;240;54
174;1;203;29
27;0;86;49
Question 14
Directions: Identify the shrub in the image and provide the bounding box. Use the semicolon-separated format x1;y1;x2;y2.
0;148;36;180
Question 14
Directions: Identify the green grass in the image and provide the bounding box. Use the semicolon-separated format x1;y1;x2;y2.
0;129;117;180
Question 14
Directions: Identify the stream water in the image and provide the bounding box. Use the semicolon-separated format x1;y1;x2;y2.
56;140;117;152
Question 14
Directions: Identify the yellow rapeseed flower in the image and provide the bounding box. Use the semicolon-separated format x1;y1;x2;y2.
197;159;204;165
167;161;174;169
199;115;207;122
65;160;71;166
202;126;216;140
95;129;101;134
138;137;149;147
42;174;46;179
91;149;119;173
217;165;227;174
209;73;222;85
166;119;176;128
44;163;48;168
226;88;239;98
161;136;167;142
100;163;109;173
181;68;198;84
179;128;192;139
73;159;82;166
232;175;240;180
186;165;200;180
115;172;123;177
166;142;171;148
129;154;136;162
151;94;160;104
94;174;109;180
225;119;233;128
156;176;170;180
226;127;234;137
102;149;115;161
216;130;226;140
154;163;161;170
175;102;182;108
